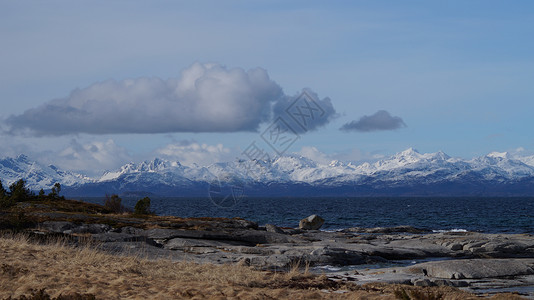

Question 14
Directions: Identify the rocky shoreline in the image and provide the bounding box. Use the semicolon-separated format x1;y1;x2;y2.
34;215;534;297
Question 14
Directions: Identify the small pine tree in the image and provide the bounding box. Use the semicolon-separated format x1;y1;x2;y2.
49;182;61;199
38;189;45;198
0;179;6;199
104;194;127;214
134;197;151;215
0;179;14;208
8;179;32;202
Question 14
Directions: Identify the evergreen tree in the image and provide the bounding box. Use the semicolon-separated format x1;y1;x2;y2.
8;179;32;202
104;194;127;213
0;179;11;208
49;182;61;198
134;197;151;215
0;179;6;199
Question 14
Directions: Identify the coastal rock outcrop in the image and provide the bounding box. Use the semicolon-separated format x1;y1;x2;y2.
33;219;534;296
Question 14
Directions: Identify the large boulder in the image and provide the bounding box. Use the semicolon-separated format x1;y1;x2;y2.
299;214;325;230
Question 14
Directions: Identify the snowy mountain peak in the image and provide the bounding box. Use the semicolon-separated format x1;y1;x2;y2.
3;148;534;196
432;151;450;160
16;154;29;162
99;157;187;182
369;148;424;170
273;155;317;169
329;160;343;167
0;154;91;190
487;151;510;159
396;148;422;160
416;150;451;163
402;147;419;154
141;157;180;172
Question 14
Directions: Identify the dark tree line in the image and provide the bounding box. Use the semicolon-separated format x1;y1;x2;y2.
1;178;152;216
0;179;33;208
104;194;152;215
0;179;64;208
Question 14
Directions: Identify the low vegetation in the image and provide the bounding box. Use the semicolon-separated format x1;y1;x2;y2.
0;180;66;209
0;178;528;299
0;179;155;231
103;194;130;214
133;196;152;216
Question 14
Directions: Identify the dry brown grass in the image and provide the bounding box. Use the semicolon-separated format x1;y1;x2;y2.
0;234;527;300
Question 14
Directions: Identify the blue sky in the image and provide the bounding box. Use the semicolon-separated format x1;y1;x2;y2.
1;1;534;175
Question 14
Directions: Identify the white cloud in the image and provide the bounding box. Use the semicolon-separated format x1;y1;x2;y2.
297;146;384;165
333;148;386;162
297;146;332;165
0;135;132;176
55;139;131;175
5;63;284;135
0;135;33;158
154;140;237;167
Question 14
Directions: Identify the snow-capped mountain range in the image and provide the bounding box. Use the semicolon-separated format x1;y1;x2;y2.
2;148;534;197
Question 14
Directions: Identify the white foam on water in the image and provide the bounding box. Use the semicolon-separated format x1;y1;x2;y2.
313;265;342;272
432;228;468;233
320;228;344;233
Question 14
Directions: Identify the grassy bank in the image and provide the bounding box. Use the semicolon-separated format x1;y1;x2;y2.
0;234;525;300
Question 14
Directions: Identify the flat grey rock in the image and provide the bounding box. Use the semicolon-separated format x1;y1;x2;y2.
40;221;75;233
265;224;285;234
33;220;534;295
40;221;111;234
164;237;247;249
342;225;428;234
411;259;534;279
65;223;111;234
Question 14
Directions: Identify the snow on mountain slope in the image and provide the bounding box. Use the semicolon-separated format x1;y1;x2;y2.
2;148;534;194
354;148;454;174
516;155;534;168
99;158;215;183
469;152;534;179
0;154;91;190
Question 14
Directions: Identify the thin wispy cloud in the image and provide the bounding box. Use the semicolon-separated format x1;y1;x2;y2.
340;110;406;132
56;139;131;175
154;140;236;167
297;146;385;165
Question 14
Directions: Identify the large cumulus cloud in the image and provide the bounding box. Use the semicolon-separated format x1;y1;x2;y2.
4;63;286;136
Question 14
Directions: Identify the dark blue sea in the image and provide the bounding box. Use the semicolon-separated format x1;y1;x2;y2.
76;197;534;234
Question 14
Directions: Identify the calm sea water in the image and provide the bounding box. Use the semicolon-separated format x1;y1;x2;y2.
76;197;534;234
